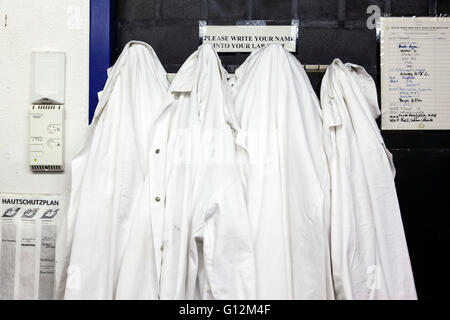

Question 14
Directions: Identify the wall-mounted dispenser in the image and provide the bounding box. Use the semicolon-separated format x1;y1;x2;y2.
29;52;65;172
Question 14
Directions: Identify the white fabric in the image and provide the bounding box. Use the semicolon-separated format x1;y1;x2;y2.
153;44;255;300
64;41;168;299
65;42;255;299
320;58;417;300
64;40;416;300
232;44;334;299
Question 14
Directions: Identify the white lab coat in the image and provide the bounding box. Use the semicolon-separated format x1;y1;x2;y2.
65;42;255;299
64;41;169;299
147;43;255;300
232;44;334;299
320;59;417;299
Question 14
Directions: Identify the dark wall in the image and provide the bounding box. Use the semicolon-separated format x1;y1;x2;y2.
113;0;450;299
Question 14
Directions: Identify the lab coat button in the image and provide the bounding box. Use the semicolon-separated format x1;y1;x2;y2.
155;197;161;202
155;149;160;154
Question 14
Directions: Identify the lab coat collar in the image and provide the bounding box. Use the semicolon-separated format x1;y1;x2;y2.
327;59;381;120
324;58;345;101
345;62;381;120
152;44;237;128
148;55;199;126
325;59;385;147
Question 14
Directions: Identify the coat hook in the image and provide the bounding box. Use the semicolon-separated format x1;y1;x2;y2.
303;64;328;73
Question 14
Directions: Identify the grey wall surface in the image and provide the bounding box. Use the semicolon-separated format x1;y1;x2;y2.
113;0;450;299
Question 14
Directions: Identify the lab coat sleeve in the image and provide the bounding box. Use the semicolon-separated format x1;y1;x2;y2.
65;79;137;299
193;173;256;300
64;117;118;299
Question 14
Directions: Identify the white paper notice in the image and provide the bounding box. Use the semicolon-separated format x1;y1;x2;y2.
0;193;65;300
200;24;298;52
380;17;450;130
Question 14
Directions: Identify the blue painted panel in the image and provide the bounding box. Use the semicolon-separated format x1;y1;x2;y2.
89;0;112;123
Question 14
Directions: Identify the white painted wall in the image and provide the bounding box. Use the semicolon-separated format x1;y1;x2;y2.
0;0;90;300
0;0;90;195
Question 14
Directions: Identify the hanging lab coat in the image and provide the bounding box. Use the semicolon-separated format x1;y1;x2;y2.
151;44;255;299
232;44;334;299
320;59;417;299
64;41;169;299
65;42;255;299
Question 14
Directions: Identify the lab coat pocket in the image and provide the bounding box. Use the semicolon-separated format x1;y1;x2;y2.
323;99;342;129
192;203;219;298
202;203;219;272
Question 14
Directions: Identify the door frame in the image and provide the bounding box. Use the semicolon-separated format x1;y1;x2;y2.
89;0;112;123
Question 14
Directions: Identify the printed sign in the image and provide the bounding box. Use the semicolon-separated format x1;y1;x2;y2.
0;193;65;300
199;22;298;52
380;17;450;130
